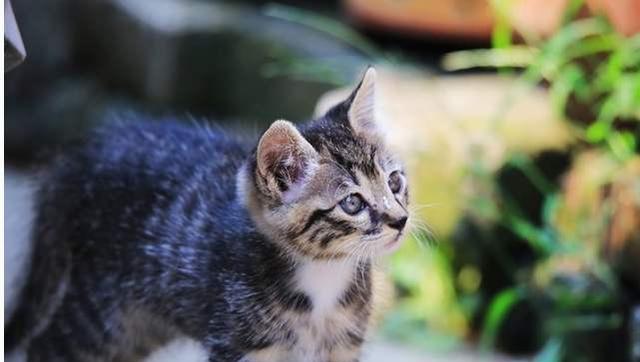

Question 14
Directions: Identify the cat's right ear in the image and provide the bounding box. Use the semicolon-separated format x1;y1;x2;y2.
347;67;378;139
256;120;318;200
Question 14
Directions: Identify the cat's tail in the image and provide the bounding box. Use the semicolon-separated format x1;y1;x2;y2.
5;169;71;354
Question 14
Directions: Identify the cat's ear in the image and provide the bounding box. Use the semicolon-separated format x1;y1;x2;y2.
256;120;318;198
347;67;378;138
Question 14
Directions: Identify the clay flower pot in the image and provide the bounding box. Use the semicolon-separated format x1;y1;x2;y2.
586;0;640;35
344;0;639;42
510;0;640;37
509;0;570;37
344;0;494;41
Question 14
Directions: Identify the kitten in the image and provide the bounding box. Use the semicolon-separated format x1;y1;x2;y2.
6;67;410;362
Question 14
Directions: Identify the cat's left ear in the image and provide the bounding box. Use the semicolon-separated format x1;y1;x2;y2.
348;67;379;139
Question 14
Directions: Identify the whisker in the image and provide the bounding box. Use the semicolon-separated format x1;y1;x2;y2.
409;202;443;212
408;217;439;247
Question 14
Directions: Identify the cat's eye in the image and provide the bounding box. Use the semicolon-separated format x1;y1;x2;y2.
388;171;403;193
340;193;365;215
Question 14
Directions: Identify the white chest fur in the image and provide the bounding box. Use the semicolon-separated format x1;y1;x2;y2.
295;260;355;317
243;260;363;362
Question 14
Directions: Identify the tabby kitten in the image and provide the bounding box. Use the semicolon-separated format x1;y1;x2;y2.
6;67;410;362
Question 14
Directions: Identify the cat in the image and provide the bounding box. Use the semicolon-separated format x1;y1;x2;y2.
6;67;410;362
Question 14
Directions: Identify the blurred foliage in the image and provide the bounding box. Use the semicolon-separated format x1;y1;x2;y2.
429;1;639;360
444;1;640;159
256;2;638;359
261;3;388;86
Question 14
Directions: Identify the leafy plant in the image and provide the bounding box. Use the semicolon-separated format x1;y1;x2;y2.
252;2;638;359
444;2;640;160
442;1;638;360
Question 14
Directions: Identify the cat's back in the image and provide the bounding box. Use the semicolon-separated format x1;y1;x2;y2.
67;118;249;184
8;118;258;356
38;117;254;250
45;118;250;204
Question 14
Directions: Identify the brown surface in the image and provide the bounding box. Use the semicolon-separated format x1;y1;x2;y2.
344;0;494;40
586;0;640;35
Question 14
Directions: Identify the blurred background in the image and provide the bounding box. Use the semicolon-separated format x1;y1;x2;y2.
4;0;640;361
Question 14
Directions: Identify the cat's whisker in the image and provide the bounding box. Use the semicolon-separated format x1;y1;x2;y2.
407;217;439;246
408;202;442;212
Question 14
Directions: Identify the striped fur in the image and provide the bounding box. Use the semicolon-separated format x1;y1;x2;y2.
6;68;409;362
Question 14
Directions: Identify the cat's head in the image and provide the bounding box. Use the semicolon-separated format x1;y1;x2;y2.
240;67;409;260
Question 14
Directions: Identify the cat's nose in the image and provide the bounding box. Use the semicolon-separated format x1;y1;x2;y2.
388;216;408;231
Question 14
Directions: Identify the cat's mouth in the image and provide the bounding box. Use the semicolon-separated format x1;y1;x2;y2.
359;230;405;254
383;231;404;252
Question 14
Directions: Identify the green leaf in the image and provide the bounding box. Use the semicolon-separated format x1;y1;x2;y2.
560;0;585;25
608;131;637;161
441;47;537;71
586;121;611;143
480;287;524;350
563;33;620;61
536;18;611;78
509;154;556;194
595;51;624;91
542;194;561;228
546;313;623;334
506;216;558;255
492;21;512;50
534;338;564;362
263;4;383;60
490;0;513;49
550;64;585;116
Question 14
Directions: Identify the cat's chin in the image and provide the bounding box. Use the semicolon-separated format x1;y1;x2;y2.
380;233;405;254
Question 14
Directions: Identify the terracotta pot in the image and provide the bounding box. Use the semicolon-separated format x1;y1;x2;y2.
345;0;639;42
586;0;640;35
510;0;640;37
509;0;569;38
344;0;494;41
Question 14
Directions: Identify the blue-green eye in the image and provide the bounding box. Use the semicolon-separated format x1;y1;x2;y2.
388;171;403;193
340;193;365;215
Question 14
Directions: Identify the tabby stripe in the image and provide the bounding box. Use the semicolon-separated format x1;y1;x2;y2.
322;216;352;231
346;330;365;346
67;299;106;351
181;190;200;219
362;146;378;178
329;150;359;185
279;291;312;313
320;226;355;248
339;262;371;307
395;197;407;212
309;228;322;243
298;206;335;236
